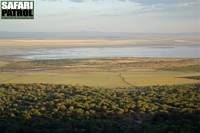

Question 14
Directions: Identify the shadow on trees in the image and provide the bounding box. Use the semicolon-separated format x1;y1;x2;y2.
0;111;199;133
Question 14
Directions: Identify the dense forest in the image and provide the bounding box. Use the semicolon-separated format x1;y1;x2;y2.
0;83;199;133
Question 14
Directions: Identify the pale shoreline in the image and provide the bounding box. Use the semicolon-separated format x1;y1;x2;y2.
0;38;199;47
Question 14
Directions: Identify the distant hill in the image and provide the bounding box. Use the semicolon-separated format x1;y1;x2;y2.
0;32;199;39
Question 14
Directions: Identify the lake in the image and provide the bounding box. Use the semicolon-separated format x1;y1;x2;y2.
1;44;200;60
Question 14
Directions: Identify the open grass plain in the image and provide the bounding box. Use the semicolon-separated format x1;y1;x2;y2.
0;57;200;88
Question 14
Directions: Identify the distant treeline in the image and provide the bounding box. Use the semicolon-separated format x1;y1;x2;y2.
0;83;199;133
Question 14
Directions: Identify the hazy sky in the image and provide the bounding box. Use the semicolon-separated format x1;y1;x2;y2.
0;0;199;33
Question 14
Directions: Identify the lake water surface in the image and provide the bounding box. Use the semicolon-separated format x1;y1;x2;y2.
1;44;200;60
